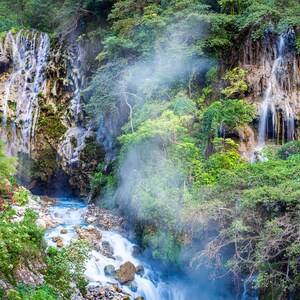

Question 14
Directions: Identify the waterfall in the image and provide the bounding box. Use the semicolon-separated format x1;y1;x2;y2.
258;30;298;145
0;29;50;156
67;43;84;124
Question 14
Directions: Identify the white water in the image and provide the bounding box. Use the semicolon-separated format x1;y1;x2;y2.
258;32;296;145
0;30;50;156
45;198;187;300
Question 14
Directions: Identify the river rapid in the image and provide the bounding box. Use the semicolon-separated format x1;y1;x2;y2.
44;198;187;300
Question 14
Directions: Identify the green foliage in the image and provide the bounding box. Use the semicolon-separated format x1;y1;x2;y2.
277;140;300;160
188;142;300;294
221;67;248;98
8;284;57;300
45;241;91;299
0;141;17;181
38;116;67;140
143;229;182;264
0;209;45;282
200;99;255;152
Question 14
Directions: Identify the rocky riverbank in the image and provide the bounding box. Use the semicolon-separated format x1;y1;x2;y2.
2;193;148;300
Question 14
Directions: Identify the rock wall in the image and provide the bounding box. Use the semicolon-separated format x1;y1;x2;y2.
0;30;105;197
238;28;300;146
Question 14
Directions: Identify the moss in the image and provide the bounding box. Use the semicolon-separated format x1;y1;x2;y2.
8;101;16;111
33;144;58;181
38;115;67;140
79;142;105;163
40;104;54;114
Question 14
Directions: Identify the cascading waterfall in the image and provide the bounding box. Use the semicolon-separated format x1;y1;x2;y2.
0;29;50;156
67;43;84;124
258;30;298;145
58;42;88;168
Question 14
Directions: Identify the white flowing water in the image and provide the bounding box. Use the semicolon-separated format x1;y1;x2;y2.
0;30;50;156
258;31;297;145
45;198;187;300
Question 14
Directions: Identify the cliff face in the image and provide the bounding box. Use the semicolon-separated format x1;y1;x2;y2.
0;30;104;196
238;29;300;147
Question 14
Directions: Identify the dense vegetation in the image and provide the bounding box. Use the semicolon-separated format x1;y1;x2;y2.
1;0;300;298
0;143;90;299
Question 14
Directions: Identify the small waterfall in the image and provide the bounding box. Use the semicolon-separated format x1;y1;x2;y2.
0;29;50;156
258;30;298;145
59;126;91;168
67;43;85;124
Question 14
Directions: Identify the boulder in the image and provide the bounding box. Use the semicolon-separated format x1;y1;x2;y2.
104;264;116;277
135;265;145;276
87;216;96;223
99;240;114;258
132;245;143;257
57;240;64;248
128;280;138;292
60;228;68;234
115;262;136;284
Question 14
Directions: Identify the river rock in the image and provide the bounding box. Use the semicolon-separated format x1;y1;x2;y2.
135;265;145;276
57;240;64;247
104;264;116;277
128;280;138;292
61;228;68;234
87;216;96;223
134;297;144;300
98;240;114;258
85;284;128;300
132;245;143;257
40;195;57;205
83;205;125;232
115;261;136;284
75;225;102;246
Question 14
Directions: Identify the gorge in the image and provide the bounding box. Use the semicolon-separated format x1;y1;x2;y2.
0;1;300;299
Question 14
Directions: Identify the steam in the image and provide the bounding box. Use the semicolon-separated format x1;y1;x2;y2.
93;10;235;299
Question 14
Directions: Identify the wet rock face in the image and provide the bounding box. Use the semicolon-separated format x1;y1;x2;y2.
238;29;300;143
0;29;105;196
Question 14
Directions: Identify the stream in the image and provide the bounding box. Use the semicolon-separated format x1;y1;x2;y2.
44;198;186;300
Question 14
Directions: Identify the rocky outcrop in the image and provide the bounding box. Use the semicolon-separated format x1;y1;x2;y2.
83;204;125;232
12;193;63;229
0;29;106;196
75;225;102;247
237;28;300;145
